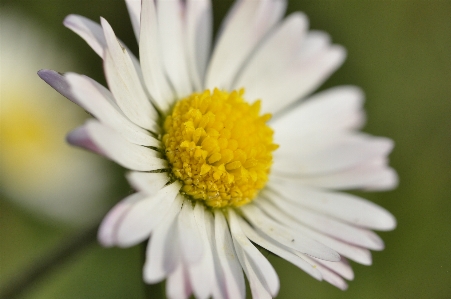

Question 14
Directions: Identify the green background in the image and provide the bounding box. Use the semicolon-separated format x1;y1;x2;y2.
1;0;450;298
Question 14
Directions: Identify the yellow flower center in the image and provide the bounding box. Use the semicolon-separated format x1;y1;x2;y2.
162;88;278;208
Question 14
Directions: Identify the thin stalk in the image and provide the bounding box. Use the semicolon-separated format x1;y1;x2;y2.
0;222;99;299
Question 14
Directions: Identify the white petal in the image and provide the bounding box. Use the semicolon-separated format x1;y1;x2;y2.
241;204;340;262
64;14;142;72
256;199;372;265
206;0;286;90
63;14;106;57
311;257;354;281
273;130;356;167
116;182;181;247
273;132;394;176
245;44;346;115
101;18;158;131
65;72;117;108
144;195;184;283
186;0;212;90
156;0;192;98
283;160;399;191
64;14;147;90
140;0;174;112
297;30;332;63
126;171;169;195
178;202;204;265
237;216;322;281
213;210;245;299
234;13;308;96
262;193;385;250
259;0;287;30
202;209;225;299
229;210;279;297
284;42;346;109
362;168;399;191
74;120;166;171
233;242;272;299
98;192;146;247
125;0;141;42
274;127;341;159
302;256;348;290
166;264;192;299
63;72;159;146
187;203;216;299
267;182;397;231
271;85;365;134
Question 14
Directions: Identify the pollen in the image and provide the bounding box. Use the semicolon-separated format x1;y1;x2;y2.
162;88;278;208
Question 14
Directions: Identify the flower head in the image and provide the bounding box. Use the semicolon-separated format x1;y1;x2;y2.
163;88;277;208
39;0;398;297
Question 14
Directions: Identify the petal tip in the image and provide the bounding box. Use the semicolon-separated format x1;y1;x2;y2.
37;68;63;84
66;125;104;155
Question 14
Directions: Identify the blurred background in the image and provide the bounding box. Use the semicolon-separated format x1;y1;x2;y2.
0;0;450;298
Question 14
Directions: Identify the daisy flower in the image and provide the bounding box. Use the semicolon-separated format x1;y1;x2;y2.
0;8;111;225
39;0;398;298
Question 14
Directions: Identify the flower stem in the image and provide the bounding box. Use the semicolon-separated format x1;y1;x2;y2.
0;222;99;299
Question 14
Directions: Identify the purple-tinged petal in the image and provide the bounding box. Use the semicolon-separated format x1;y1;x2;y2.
66;125;103;155
38;69;74;103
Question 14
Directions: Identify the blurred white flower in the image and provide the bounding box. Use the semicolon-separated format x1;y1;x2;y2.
40;0;398;297
0;9;112;226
